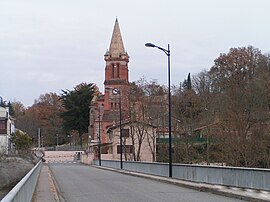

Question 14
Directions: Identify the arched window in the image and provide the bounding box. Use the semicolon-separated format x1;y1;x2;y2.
111;63;114;78
117;63;120;78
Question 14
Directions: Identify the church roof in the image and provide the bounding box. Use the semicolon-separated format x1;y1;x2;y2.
103;110;119;122
108;18;125;58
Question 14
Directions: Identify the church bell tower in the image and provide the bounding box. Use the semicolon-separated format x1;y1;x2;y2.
89;18;129;144
103;19;129;111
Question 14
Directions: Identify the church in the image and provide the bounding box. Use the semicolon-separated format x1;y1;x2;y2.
87;19;157;162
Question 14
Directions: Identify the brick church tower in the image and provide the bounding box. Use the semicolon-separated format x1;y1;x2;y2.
103;18;129;111
89;19;129;146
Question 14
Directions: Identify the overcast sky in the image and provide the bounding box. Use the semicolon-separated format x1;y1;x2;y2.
0;0;270;107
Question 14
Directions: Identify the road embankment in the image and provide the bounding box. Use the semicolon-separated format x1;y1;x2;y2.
0;156;34;200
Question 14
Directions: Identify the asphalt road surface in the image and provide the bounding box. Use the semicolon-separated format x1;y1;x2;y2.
49;162;245;202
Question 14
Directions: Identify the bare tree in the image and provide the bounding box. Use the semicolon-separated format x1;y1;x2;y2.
208;46;270;167
16;93;64;146
126;79;166;161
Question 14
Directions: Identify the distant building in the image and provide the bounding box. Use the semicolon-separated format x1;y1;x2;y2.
0;106;15;154
88;19;156;162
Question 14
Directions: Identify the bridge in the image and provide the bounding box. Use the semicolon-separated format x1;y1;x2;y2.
2;150;270;202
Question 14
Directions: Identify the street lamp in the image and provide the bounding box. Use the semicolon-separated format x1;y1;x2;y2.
98;106;101;166
145;42;172;178
111;88;123;170
56;134;59;147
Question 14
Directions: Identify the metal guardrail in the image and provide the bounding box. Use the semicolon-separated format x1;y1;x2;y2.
93;160;270;191
1;160;42;202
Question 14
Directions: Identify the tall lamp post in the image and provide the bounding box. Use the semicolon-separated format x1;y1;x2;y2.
98;106;101;166
145;42;172;178
112;88;123;170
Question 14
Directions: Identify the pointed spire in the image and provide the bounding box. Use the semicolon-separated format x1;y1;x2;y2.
108;18;125;58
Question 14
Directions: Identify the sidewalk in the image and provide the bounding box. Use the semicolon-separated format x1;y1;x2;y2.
32;164;59;202
92;165;270;202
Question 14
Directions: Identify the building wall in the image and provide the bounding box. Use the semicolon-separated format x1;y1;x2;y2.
0;106;15;154
108;123;156;162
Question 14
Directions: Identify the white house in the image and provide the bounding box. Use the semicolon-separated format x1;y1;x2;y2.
0;106;15;154
105;121;157;162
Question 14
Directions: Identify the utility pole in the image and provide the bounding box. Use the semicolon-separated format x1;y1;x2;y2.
38;128;41;149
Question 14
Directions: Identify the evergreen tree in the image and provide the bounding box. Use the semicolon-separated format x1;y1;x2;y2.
60;83;97;146
11;130;32;153
182;73;192;91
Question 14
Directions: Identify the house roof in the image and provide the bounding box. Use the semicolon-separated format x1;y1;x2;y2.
106;120;157;132
97;94;104;101
103;110;120;122
193;121;222;132
150;113;181;128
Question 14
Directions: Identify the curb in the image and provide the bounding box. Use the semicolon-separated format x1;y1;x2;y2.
46;163;63;202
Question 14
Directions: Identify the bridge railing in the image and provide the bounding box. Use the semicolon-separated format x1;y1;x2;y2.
1;160;42;202
93;160;270;191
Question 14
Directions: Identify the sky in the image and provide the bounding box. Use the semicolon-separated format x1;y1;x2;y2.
0;0;270;107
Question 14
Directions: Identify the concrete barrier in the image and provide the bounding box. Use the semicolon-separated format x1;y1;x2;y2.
44;150;79;162
93;160;270;191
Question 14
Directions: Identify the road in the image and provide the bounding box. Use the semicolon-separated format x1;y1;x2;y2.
49;162;244;202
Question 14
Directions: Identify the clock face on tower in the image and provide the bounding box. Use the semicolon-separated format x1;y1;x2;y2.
112;88;120;95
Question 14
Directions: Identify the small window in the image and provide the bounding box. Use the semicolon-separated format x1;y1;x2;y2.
125;145;134;154
0;120;7;134
0;120;6;129
117;145;134;154
121;129;129;138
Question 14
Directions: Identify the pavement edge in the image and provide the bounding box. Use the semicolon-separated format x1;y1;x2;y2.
47;163;64;202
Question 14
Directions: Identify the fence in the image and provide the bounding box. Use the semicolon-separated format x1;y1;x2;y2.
46;145;87;151
93;160;270;191
1;160;42;202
